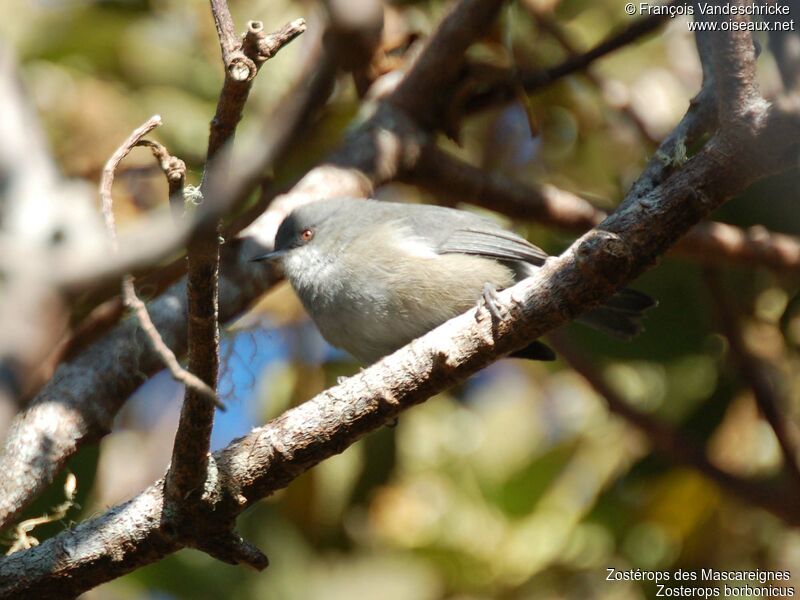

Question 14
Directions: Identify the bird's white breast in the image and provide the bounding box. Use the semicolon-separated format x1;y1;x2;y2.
283;222;515;364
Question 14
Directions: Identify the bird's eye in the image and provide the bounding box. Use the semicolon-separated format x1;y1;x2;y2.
300;228;314;242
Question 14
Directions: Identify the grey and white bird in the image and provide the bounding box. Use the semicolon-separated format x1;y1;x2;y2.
253;198;655;365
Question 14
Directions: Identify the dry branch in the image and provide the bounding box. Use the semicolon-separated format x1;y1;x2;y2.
767;24;800;90
135;139;187;220
389;0;506;124
523;1;656;143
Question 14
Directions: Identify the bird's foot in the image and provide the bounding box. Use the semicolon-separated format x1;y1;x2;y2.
480;282;508;322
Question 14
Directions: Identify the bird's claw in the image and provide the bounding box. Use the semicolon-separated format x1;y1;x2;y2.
480;282;507;322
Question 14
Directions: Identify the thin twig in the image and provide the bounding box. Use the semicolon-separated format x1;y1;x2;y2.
121;275;221;408
206;16;306;163
100;116;162;252
24;22;329;384
243;18;306;64
209;0;240;63
99;116;223;409
705;269;800;489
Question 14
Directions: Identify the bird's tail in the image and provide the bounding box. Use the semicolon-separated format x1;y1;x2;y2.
577;288;657;340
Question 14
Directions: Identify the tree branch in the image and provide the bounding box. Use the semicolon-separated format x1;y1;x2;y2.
206;12;306;162
523;1;657;143
767;23;800;91
0;12;349;533
135;139;187;220
243;18;307;65
0;0;495;534
3;3;800;592
49;18;329;359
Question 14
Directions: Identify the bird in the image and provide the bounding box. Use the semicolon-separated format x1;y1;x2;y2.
252;198;655;365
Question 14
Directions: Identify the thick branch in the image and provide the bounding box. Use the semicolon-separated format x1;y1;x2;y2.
0;247;269;531
323;0;383;95
628;84;718;204
0;0;497;533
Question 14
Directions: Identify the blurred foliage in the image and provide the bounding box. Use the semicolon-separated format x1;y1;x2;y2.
3;0;800;598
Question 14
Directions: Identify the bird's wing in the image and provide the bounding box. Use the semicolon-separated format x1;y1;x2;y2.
437;227;549;266
400;204;549;266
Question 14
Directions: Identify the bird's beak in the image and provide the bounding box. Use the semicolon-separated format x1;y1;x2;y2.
250;249;288;262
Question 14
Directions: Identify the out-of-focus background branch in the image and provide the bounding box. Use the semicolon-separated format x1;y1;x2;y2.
0;0;799;598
